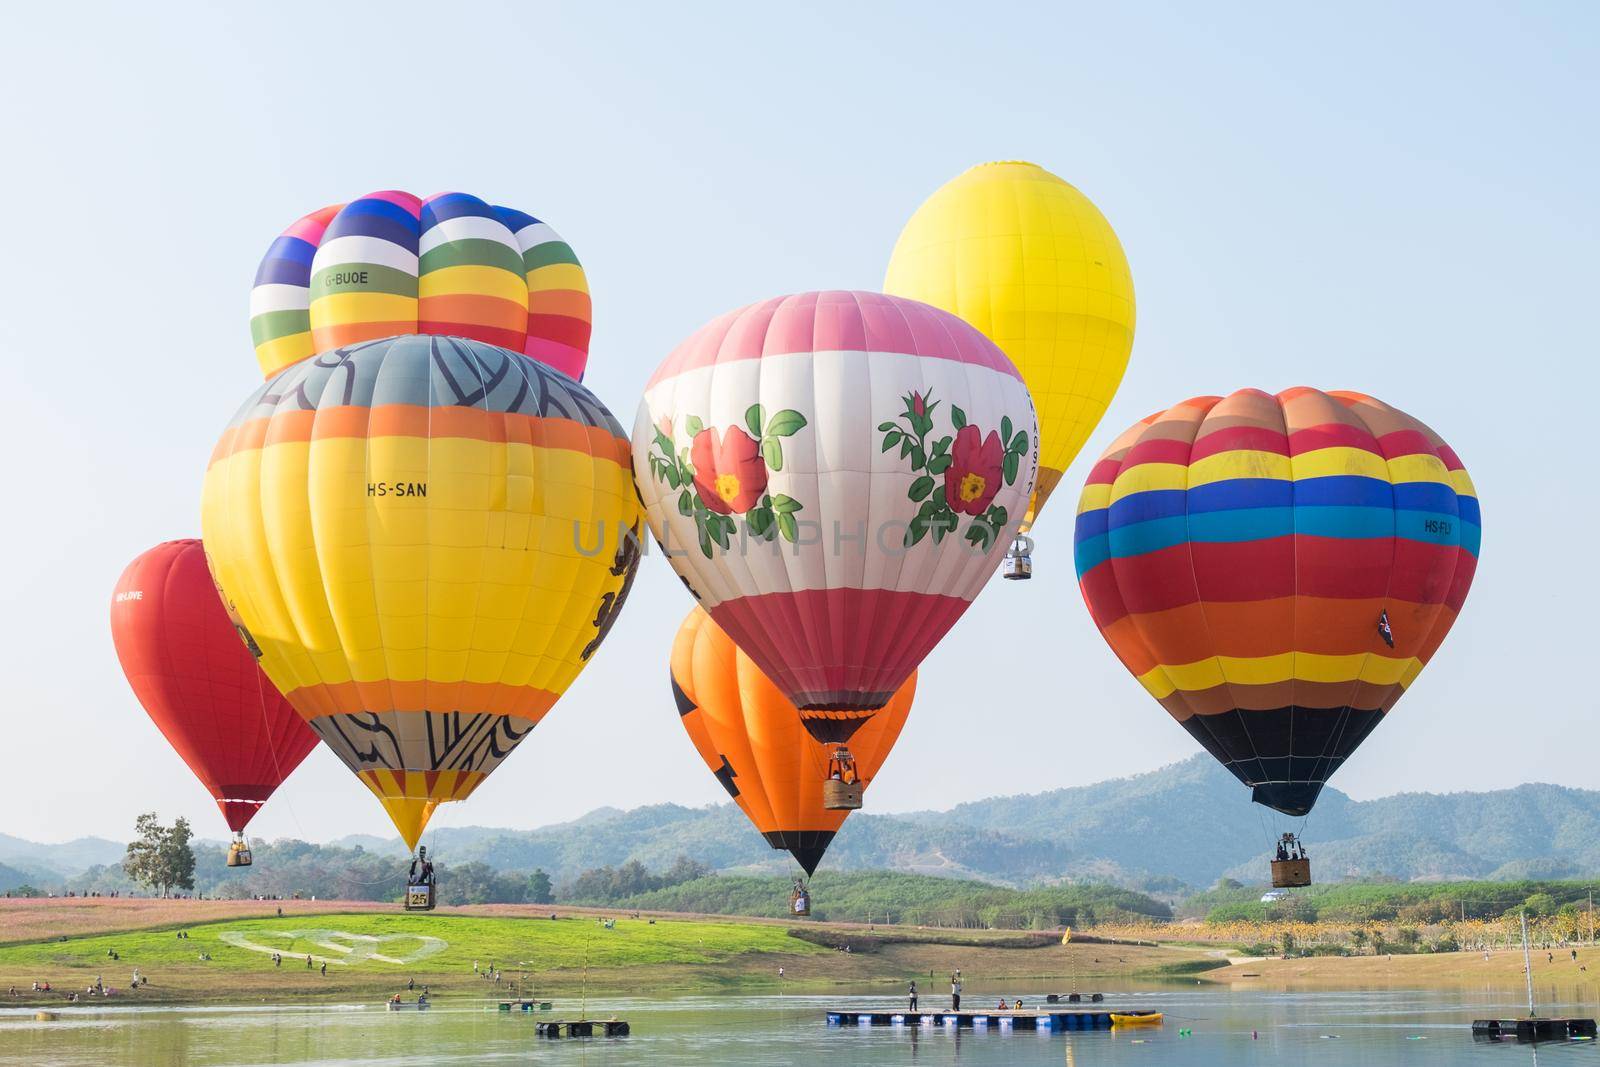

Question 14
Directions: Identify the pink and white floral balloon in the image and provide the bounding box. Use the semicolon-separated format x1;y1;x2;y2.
633;291;1037;726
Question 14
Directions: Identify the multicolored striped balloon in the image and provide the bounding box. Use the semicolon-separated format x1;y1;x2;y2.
249;191;591;380
1074;388;1480;816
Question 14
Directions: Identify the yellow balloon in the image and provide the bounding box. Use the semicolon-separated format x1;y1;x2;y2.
201;336;640;850
885;161;1135;528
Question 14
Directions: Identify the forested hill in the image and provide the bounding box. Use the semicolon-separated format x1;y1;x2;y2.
392;758;1600;889
11;758;1600;893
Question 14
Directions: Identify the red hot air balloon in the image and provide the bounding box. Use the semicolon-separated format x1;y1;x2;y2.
111;540;318;863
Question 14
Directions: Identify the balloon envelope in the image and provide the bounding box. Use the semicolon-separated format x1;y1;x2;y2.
111;539;318;832
1074;388;1480;816
202;335;639;849
886;161;1135;527
633;290;1036;728
250;191;590;380
671;607;912;875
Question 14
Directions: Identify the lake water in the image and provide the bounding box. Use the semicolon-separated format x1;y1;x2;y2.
2;986;1596;1065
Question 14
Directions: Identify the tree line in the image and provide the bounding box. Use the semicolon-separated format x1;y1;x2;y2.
1188;877;1600;926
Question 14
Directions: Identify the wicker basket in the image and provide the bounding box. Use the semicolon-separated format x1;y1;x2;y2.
1270;858;1311;888
822;779;863;810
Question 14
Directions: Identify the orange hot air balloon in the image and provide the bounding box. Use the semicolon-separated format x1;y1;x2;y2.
670;607;913;877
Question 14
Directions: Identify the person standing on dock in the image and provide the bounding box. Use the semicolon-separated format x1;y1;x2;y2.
908;981;918;1011
951;971;962;1010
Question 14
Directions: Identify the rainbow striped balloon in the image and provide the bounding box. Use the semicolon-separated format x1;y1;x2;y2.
248;191;591;380
1074;388;1480;816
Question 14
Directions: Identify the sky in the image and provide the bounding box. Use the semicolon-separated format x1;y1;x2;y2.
1;2;1595;846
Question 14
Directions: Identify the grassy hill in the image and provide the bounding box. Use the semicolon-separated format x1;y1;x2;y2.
566;870;1173;927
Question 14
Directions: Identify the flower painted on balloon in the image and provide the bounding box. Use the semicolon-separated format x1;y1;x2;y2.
879;389;1030;551
691;427;768;515
944;425;1004;516
645;404;808;557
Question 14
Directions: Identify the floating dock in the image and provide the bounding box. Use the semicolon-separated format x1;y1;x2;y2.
826;1008;1159;1031
496;998;553;1011
1472;1017;1596;1042
535;1019;630;1037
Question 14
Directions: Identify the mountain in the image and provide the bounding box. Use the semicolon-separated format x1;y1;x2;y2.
13;759;1600;892
0;861;40;893
428;760;1600;889
0;832;123;880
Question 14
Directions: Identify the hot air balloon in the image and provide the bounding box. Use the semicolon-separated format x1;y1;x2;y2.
1074;388;1480;886
111;539;319;866
203;330;639;907
634;291;1035;805
885;161;1136;575
671;607;912;911
249;191;591;380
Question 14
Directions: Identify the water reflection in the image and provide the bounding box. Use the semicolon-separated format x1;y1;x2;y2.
0;987;1595;1066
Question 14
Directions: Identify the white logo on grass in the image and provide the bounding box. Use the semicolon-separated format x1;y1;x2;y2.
218;929;447;966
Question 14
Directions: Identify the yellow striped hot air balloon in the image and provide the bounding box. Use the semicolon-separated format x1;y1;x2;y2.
201;333;638;854
885;161;1136;536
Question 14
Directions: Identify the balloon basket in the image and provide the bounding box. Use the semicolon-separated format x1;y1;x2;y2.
822;779;863;810
1002;540;1033;580
790;887;812;916
1270;858;1311;888
226;841;252;868
404;883;437;911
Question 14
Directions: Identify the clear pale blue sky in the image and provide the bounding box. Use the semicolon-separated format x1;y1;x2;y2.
2;3;1594;844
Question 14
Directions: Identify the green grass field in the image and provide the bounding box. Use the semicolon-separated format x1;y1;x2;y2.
0;901;1204;1006
0;911;818;976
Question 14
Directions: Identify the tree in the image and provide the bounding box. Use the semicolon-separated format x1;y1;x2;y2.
123;813;165;895
123;813;196;897
613;860;654;897
163;817;196;894
1523;892;1559;918
527;869;554;905
444;862;499;905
